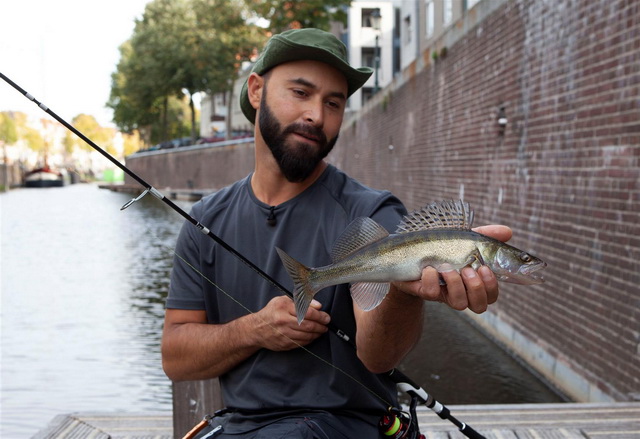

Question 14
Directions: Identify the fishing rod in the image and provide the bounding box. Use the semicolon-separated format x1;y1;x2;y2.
1;71;485;439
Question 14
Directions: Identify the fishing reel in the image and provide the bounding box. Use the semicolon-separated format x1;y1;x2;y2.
378;396;425;439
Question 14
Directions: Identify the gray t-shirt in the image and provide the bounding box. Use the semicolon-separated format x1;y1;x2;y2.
167;164;406;424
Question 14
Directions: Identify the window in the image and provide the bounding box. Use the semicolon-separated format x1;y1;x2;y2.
362;47;376;68
362;8;381;28
443;0;453;25
466;0;480;9
361;87;374;105
425;0;435;38
403;15;412;46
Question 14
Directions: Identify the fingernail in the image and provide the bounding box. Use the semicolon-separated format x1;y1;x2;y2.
462;267;477;278
310;300;322;308
438;263;455;273
478;266;492;281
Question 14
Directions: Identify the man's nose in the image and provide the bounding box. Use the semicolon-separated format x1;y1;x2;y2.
302;99;324;127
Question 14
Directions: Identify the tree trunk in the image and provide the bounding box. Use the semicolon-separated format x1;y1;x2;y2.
225;85;233;141
189;93;197;143
162;97;169;141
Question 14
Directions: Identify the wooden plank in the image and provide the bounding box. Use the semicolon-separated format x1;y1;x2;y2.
172;379;224;439
72;413;172;438
32;414;110;439
35;402;640;439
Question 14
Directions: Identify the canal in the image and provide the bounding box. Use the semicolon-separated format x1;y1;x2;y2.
0;184;564;438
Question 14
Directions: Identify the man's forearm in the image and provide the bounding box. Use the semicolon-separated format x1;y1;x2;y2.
355;285;424;374
161;314;261;381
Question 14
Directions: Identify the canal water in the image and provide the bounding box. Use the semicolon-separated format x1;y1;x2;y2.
1;184;564;438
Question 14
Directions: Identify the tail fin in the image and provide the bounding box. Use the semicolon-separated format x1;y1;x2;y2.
275;247;316;324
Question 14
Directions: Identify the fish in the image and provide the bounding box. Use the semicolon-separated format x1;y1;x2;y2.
276;200;547;324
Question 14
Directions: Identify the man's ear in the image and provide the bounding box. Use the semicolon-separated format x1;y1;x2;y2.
247;73;264;111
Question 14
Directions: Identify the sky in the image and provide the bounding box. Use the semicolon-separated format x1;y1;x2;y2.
1;0;152;127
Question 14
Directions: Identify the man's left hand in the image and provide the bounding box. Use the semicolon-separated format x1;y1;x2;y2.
394;225;512;314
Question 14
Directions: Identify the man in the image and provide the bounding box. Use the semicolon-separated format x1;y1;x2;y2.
162;28;510;438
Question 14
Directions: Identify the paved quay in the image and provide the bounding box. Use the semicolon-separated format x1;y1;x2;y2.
33;402;640;439
98;184;212;201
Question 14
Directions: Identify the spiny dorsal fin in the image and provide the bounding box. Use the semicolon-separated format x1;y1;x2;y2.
331;217;389;262
395;200;474;233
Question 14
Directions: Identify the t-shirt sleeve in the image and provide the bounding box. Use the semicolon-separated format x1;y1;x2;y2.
368;192;407;233
166;212;207;310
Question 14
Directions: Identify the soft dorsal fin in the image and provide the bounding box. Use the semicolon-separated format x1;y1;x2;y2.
331;217;389;262
395;200;474;233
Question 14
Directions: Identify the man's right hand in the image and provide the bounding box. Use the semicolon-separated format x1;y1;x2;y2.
252;296;330;351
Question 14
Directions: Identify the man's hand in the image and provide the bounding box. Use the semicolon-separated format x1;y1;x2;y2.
253;296;330;351
394;225;512;314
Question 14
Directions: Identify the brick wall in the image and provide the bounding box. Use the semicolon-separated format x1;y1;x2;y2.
126;0;639;402
126;139;255;191
331;0;639;401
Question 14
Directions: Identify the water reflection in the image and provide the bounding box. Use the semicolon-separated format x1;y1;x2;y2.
399;303;565;405
1;184;190;438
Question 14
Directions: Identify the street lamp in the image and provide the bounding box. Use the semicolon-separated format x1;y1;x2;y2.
371;9;381;94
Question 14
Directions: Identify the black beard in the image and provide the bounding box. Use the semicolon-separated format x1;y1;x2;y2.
259;92;338;183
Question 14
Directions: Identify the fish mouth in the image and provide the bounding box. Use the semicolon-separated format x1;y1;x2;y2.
521;262;547;282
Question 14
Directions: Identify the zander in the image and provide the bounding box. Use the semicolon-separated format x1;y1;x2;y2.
276;200;547;323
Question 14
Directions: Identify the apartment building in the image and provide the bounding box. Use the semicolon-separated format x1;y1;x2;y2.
201;0;487;135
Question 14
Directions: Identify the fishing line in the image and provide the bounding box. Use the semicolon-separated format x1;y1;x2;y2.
1;72;486;439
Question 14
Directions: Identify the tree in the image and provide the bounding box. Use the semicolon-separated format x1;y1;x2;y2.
245;0;351;33
0;112;18;146
0;112;19;191
122;130;145;157
23;127;45;155
187;0;265;139
108;0;265;144
64;114;112;152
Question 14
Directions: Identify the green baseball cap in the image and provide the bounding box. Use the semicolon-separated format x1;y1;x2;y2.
240;28;373;123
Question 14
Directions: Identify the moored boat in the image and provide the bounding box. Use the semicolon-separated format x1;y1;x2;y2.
24;166;65;188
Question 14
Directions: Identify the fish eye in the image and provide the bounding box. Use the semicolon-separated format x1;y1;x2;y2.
520;252;532;263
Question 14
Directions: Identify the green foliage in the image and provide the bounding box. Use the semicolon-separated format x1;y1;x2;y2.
64;114;112;153
23;127;45;153
245;0;351;32
108;0;265;144
0;112;18;145
108;0;353;142
1;112;46;153
122;131;145;157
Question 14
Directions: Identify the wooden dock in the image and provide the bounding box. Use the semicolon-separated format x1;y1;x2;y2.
33;402;640;439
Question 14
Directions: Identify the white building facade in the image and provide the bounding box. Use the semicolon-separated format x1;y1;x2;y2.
202;0;493;132
341;0;398;113
399;0;482;71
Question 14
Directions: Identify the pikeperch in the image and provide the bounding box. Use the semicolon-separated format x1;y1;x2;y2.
276;200;547;324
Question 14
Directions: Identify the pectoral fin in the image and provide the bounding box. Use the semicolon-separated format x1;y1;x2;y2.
350;282;390;311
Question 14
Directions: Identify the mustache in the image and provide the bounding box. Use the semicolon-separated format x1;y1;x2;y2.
282;123;327;145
